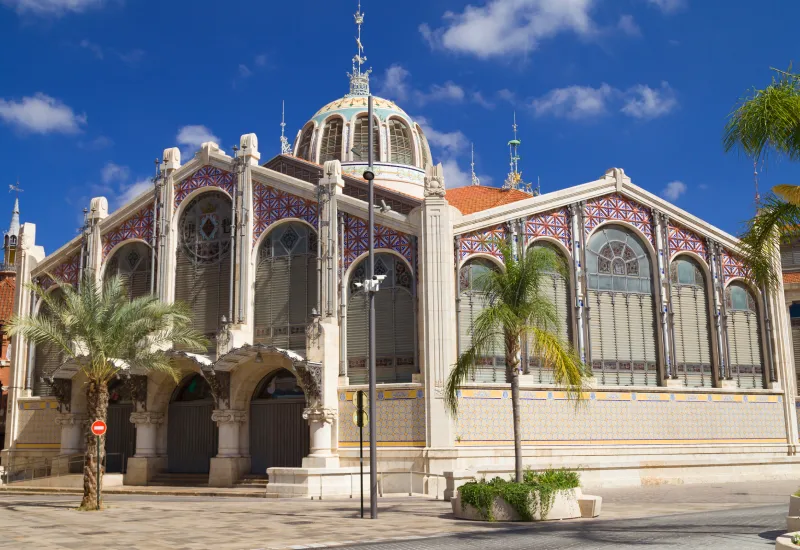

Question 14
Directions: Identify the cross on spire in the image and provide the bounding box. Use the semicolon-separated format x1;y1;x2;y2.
346;0;372;97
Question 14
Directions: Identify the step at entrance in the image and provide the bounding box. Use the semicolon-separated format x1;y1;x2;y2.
148;473;209;487
236;474;268;489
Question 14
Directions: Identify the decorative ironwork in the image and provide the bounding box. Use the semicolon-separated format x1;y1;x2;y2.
294;361;323;405
721;249;749;283
40;253;81;290
584;193;654;245
342;213;413;269
121;375;148;410
252;182;318;245
179;191;232;265
459;224;507;261
102;204;155;259
174;165;235;208
525;207;571;251
668;223;708;262
50;379;72;412
204;371;231;409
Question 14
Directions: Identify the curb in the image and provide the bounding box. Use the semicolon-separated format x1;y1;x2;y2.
0;488;266;498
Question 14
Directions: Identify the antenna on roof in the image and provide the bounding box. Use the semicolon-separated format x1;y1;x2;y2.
470;143;480;186
280;100;291;155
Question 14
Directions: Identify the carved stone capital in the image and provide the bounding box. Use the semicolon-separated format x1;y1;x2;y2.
55;413;87;427
205;371;231;409
211;409;246;425
295;361;323;406
302;407;337;425
424;162;446;198
129;412;164;426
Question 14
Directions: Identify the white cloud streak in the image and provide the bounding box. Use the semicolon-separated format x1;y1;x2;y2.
177;125;220;153
377;65;491;108
621;82;678;119
0;93;86;134
531;81;678;120
617;14;641;37
647;0;686;14
662;180;687;201
2;0;108;16
101;162;130;184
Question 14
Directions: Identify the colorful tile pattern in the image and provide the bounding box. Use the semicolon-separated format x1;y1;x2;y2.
584;193;654;245
454;389;784;444
174;165;235;208
668;223;708;261
459;224;507;261
102;204;155;258
721;249;749;283
338;388;425;446
40;252;81;289
252;182;318;245
525;207;572;252
343;213;413;269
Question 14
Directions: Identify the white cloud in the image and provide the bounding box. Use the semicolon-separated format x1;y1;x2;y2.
698;183;709;190
471;91;495;109
117;49;144;65
79;38;104;59
617;14;641;37
2;0;107;16
177;125;220;155
117;179;152;205
0;93;86;134
78;135;113;150
415;116;468;155
647;0;686;14
238;64;252;78
621;82;678;119
420;0;597;59
101;162;130;184
497;89;517;103
531;83;614;119
378;66;491;108
441;159;472;188
77;40;144;65
427;82;466;102
414;116;491;189
662;180;687;201
379;64;412;102
254;54;268;67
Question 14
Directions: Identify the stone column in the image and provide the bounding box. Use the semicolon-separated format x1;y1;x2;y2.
302;406;338;468
654;212;679;386
52;413;87;475
159;147;180;304
319;161;344;322
209;409;246;487
236;134;259;327
124;412;165;485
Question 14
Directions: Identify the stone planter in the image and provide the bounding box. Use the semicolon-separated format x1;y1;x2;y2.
787;495;800;532
452;487;585;522
776;532;800;550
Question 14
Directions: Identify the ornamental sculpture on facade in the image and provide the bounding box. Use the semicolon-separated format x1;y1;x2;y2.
302;407;337;424
424;162;445;198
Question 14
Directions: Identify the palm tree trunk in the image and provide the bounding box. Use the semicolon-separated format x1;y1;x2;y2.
80;379;109;510
506;336;523;483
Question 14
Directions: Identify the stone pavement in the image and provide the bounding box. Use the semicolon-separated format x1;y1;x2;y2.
0;479;796;549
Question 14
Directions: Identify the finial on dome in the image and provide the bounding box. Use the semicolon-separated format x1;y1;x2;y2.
280;100;291;155
346;0;372;97
502;112;535;195
471;143;480;187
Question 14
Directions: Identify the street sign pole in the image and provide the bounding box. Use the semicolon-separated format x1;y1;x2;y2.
90;419;107;510
358;391;364;519
366;94;378;519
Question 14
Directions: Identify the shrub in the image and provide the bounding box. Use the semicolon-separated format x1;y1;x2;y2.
460;468;580;522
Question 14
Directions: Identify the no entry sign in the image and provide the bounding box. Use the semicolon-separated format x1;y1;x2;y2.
91;420;107;437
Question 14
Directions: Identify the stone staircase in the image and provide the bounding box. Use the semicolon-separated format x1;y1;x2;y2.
148;473;209;487
236;474;268;489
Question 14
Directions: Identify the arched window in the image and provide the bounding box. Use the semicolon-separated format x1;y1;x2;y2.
319;117;343;164
586;226;658;386
389;119;413;165
457;258;504;382
347;254;416;384
32;288;65;397
253;369;305;400
725;283;764;388
670;257;713;387
353;115;380;162
416;125;431;169
254;222;318;355
172;374;213;402
296;125;314;161
105;241;153;301
175;191;231;355
527;243;572;383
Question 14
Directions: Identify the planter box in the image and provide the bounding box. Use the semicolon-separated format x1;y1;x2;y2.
452;487;584;522
776;532;800;550
790;495;800;517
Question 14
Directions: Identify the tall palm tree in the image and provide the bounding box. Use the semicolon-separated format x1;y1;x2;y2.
724;66;800;288
8;274;207;510
445;242;591;483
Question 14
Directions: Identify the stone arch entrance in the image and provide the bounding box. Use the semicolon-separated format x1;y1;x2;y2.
249;368;308;474
167;374;218;474
106;379;136;474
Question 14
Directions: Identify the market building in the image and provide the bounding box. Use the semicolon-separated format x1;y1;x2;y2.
1;6;799;494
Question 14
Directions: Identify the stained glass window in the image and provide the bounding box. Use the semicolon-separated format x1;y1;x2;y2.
389;119;413;165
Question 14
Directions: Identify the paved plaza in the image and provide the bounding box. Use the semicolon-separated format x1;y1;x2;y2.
0;479;798;549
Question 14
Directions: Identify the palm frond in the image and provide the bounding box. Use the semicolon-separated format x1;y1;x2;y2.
739;194;800;289
773;184;800;205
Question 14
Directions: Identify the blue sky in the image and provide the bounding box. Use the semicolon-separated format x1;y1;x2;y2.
0;0;796;253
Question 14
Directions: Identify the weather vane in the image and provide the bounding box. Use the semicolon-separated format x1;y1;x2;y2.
9;181;23;194
502;112;534;194
471;143;480;186
280;100;291;155
346;0;371;97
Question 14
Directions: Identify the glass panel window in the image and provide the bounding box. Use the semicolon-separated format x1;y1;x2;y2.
353;116;380;162
319;117;343;163
297;125;314;161
389;119;413;165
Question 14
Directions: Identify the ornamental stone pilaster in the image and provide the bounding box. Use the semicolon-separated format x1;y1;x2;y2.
130;412;164;458
55;413;88;456
302;407;338;467
212;409;246;458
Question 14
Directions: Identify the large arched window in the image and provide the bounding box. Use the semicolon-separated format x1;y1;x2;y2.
32;288;65;397
352;115;380;162
458;258;504;382
416;125;431;169
347;253;416;384
586;226;658;386
175;191;231;355
319;117;343;164
105;241;153;301
296;124;314;161
725;282;764;388
389;119;413;165
670;257;713;387
527;243;572;383
254;222;318;355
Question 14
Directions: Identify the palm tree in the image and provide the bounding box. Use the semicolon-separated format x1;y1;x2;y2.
445;242;591;483
8;274;207;510
724;65;800;288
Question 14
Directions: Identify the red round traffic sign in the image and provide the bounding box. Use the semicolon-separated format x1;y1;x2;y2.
91;420;107;437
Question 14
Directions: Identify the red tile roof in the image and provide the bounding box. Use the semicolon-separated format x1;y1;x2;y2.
0;276;14;322
784;272;800;285
446;186;532;215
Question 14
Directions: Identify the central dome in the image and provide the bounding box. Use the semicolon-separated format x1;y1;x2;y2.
293;94;433;198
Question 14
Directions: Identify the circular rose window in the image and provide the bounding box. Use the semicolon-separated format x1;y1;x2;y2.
179;191;232;265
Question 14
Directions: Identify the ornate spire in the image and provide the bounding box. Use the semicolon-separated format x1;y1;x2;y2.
280;100;291;155
470;143;480;186
7;197;19;237
346;1;372;97
502;112;534;194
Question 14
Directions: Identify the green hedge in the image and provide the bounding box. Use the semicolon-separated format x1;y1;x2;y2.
459;468;580;522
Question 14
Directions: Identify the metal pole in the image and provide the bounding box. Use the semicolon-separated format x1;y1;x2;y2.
367;94;378;519
359;391;364;518
229;148;239;324
96;435;101;510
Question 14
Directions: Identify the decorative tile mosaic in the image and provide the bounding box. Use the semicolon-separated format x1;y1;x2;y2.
525;207;572;252
174;165;235;208
721;249;749;283
459;224;507;261
338;388;425;446
252;182;318;245
584;193;654;246
40;252;81;289
102;204;154;258
343;213;413;269
668;223;708;262
454;389;785;444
